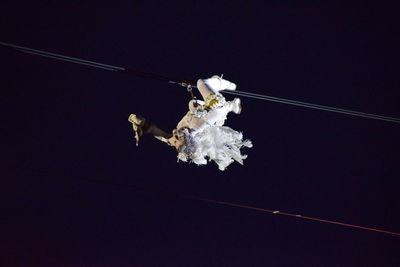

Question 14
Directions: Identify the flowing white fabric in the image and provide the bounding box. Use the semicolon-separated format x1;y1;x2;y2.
177;126;252;171
176;95;252;170
172;77;252;170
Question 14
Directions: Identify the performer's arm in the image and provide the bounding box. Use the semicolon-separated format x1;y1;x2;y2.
145;123;172;144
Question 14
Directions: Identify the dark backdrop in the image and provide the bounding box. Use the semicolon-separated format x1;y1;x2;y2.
1;1;399;266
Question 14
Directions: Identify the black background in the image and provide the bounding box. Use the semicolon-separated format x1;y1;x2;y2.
1;1;400;266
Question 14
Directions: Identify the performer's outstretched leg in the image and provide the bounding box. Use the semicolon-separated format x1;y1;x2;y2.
196;76;237;101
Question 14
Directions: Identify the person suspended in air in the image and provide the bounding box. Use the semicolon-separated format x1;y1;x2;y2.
128;75;252;171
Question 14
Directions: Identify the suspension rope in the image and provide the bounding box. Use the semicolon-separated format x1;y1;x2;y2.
0;41;181;83
0;41;124;71
1;41;399;124
221;89;400;123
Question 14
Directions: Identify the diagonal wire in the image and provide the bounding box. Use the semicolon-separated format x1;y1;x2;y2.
0;41;125;70
8;166;400;238
1;41;399;124
189;197;400;237
221;89;400;123
21;50;119;71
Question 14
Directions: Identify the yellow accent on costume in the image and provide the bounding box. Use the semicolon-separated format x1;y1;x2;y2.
205;99;219;108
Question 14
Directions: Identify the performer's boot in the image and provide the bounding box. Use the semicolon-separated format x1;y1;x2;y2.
128;114;146;146
228;98;242;114
205;75;237;91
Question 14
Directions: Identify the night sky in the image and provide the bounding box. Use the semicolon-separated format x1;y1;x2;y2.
2;1;400;266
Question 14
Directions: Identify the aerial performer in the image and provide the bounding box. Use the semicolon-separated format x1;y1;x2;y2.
128;75;252;170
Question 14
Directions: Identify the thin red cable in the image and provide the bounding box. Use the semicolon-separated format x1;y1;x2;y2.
188;197;400;237
9;167;400;238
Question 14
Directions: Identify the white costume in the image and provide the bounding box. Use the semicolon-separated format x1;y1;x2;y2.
129;76;252;171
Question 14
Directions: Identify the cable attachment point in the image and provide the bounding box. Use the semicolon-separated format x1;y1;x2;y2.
180;80;196;101
179;80;191;88
188;84;197;101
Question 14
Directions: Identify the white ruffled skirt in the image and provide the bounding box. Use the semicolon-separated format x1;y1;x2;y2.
178;126;252;171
